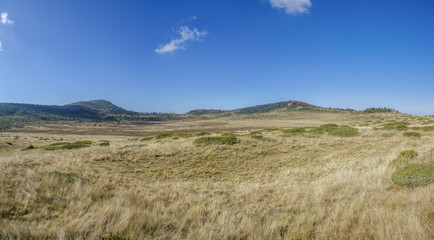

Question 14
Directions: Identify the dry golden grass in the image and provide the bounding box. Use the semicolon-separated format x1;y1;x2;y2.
0;114;433;239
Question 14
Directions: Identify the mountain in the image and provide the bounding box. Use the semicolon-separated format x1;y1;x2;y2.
66;100;129;114
186;101;325;116
0;102;106;121
0;100;183;124
0;99;397;128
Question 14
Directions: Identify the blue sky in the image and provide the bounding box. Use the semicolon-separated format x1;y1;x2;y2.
0;0;433;115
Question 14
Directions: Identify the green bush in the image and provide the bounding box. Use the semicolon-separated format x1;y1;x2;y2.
195;132;210;136
140;137;153;141
283;128;306;136
391;163;434;186
319;124;339;131
420;126;434;132
328;126;359;137
44;141;92;150
22;145;36;151
99;142;110;146
382;122;409;131
194;136;238;146
155;133;175;139
363;107;395;113
221;132;236;137
398;150;418;159
249;130;263;136
175;133;197;138
309;127;326;135
392;150;418;168
403;132;421;138
381;132;395;137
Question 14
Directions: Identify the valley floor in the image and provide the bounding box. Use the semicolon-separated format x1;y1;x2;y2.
0;114;433;239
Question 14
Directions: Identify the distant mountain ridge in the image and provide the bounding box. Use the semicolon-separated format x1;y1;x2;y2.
0;99;397;126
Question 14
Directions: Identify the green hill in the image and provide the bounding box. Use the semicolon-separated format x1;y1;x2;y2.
66;100;129;114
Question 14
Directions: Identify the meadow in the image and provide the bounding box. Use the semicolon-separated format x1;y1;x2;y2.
0;113;433;239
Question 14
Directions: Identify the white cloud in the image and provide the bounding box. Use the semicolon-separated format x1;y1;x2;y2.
155;26;207;54
270;0;312;14
1;12;14;25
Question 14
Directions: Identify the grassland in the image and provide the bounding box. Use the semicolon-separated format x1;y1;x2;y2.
0;113;433;239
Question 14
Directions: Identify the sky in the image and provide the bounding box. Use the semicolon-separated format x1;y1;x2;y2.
0;0;433;115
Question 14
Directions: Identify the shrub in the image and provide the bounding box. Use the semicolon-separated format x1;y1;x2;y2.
392;150;418;168
175;133;196;138
382;122;409;131
140;137;153;141
391;163;434;186
398;150;418;159
319;124;339;131
195;132;210;136
403;132;421;138
221;132;236;137
99;142;110;147
420;126;434;132
309;127;325;135
249;130;263;136
194;136;238;146
363;107;395;113
328;126;359;137
283;128;306;136
44;141;92;150
381;132;395;137
155;133;175;139
22;145;36;151
251;135;270;141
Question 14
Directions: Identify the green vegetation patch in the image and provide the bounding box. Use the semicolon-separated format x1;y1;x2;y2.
398;150;418;159
392;150;418;168
175;133;197;138
22;145;36;151
49;171;84;183
309;127;326;135
99;142;110;147
140;137;153;141
283;128;306;136
363;107;395;113
319;124;339;131
250;135;270;141
44;141;93;150
403;132;422;138
382;122;409;131
391;163;434;186
221;132;236;137
155;132;209;140
327;126;359;137
411;126;434;132
194;136;239;146
155;133;175;139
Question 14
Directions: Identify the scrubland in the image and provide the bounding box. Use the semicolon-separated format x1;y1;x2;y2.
0;114;433;239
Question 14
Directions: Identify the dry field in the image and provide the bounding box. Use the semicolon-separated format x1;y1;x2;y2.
0;113;433;239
